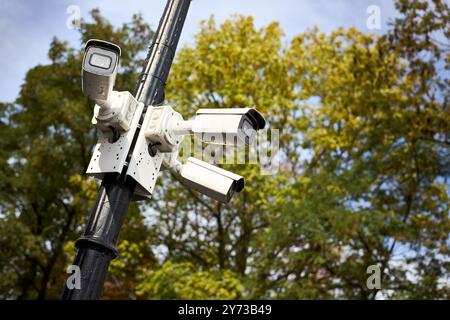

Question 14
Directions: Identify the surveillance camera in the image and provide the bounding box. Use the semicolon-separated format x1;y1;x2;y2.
175;157;244;203
172;108;265;146
82;39;121;106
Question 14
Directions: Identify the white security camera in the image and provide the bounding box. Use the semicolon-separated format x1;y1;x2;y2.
172;108;265;146
82;39;138;133
82;39;121;108
172;157;244;203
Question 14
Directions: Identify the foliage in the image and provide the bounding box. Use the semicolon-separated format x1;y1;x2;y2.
161;0;449;299
136;261;244;299
0;0;449;299
0;9;156;299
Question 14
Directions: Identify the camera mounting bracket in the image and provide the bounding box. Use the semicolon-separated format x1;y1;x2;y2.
86;97;144;179
126;107;169;199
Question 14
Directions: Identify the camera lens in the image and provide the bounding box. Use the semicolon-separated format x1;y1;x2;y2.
90;53;112;69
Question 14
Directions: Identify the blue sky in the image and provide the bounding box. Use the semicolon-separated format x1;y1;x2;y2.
0;0;398;102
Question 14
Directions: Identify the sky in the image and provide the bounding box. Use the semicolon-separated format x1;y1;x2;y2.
0;0;399;102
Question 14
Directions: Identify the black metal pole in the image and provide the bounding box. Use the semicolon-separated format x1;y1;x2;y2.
61;0;191;300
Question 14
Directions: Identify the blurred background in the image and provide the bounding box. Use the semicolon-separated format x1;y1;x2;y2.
0;0;448;299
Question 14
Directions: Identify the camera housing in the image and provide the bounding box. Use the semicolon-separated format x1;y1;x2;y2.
172;108;265;146
82;39;137;133
175;157;244;203
82;39;121;106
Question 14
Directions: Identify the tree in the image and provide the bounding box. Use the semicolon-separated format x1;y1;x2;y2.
136;261;243;299
0;9;157;299
1;0;448;300
136;16;288;299
141;0;449;299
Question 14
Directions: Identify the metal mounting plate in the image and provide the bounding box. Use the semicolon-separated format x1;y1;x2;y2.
86;102;144;178
127;107;164;199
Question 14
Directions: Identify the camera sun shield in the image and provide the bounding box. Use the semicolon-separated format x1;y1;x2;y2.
82;39;121;103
